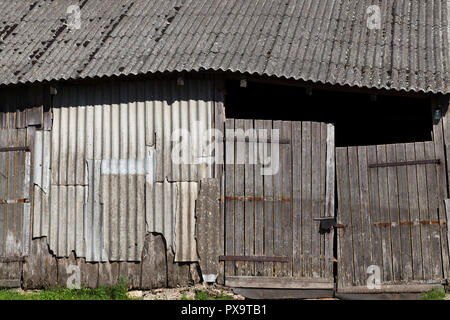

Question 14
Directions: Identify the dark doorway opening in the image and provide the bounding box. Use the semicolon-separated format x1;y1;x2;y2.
224;80;433;147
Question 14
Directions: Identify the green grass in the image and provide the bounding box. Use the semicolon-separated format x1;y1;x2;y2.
0;276;135;300
421;287;446;300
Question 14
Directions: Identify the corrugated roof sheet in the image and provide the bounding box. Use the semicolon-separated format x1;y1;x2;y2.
0;0;448;93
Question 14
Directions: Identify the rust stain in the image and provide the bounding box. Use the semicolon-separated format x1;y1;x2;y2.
0;198;29;204
223;196;291;202
374;220;445;227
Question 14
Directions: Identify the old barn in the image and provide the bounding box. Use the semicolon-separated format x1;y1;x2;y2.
0;0;449;299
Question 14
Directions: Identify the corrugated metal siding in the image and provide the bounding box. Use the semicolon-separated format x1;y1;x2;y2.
0;0;448;93
32;78;213;262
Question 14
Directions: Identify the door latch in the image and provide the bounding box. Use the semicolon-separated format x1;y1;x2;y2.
314;217;345;234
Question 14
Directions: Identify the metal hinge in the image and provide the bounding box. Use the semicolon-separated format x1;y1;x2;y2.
314;217;345;234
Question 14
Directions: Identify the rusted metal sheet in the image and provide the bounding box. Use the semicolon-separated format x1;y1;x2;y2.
368;159;440;168
32;78;214;262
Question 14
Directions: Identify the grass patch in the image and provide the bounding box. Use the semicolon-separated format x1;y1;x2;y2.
0;276;135;300
421;287;446;300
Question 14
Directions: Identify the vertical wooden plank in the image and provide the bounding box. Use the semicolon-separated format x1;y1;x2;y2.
234;119;245;276
254;120;264;276
376;145;394;283
415;142;432;280
336;147;353;288
213;77;225;284
292;122;302;277
405;143;423;280
5;129;16;257
347;146;363;285
324;124;335;279
386;144;402;282
395;144;413;281
357;146;372;281
301;122;312;278
14;130;26;256
243;119;255;275
263;120;273;276
311;122;321;279
272;120;283;276
445;199;450;275
281;121;292;277
0;130;6;256
432;117;449;279
224;119;235;276
367;145;383;282
424;141;443;280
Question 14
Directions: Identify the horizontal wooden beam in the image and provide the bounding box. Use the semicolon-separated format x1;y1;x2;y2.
219;255;288;262
0;146;30;152
337;283;445;294
0;256;25;263
225;276;334;289
368;159;440;168
223;137;290;144
223;196;291;202
0;279;21;288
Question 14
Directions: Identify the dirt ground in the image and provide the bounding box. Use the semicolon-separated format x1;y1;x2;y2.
134;283;245;300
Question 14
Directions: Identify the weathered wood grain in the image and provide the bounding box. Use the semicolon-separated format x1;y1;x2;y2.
254;120;264;276
196;179;221;282
415;142;432;280
224;119;235;276
292;122;302;277
376;145;393;283
405;143;423;280
311;122;321;279
386;144;402;282
395;144;413;281
336;147;353;287
262;120;274;276
301;122;312;278
243;120;255;276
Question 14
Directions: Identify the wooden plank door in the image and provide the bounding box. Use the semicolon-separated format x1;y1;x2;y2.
336;142;449;293
0;129;31;288
223;119;335;289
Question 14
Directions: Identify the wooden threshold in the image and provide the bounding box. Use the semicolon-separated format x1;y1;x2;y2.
0;279;21;288
225;276;334;289
337;283;444;294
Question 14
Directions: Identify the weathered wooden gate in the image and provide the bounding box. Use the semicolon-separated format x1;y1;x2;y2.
336;142;449;293
222;119;335;292
0;129;31;288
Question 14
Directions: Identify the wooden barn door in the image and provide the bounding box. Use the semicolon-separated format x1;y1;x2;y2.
223;119;335;291
336;142;449;293
0;129;31;288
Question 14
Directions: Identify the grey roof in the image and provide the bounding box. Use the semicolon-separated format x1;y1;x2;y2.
0;0;449;93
